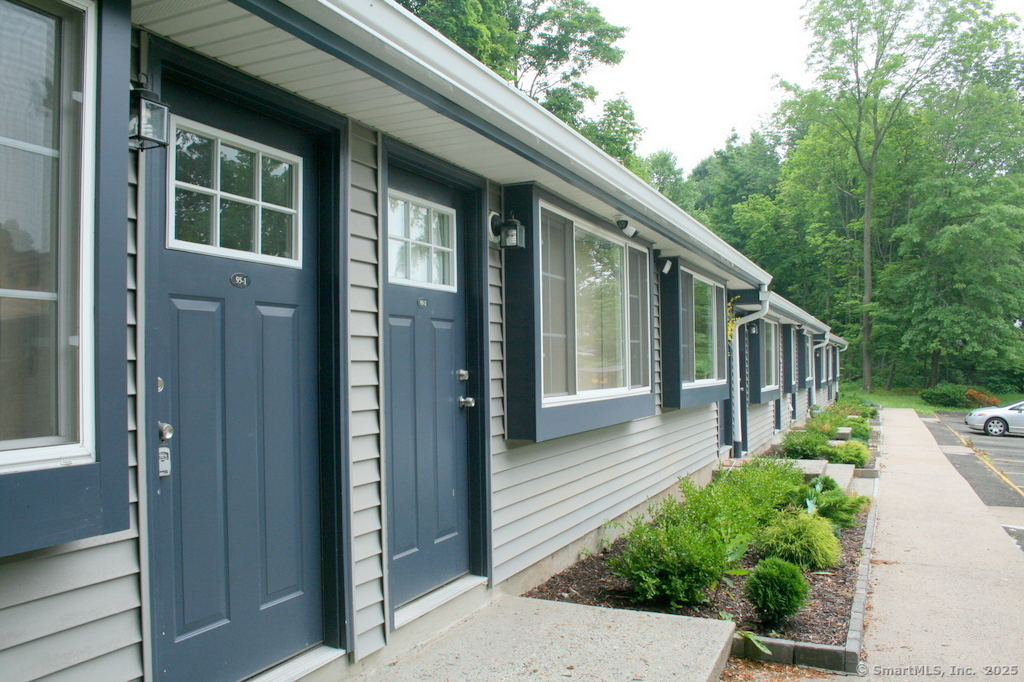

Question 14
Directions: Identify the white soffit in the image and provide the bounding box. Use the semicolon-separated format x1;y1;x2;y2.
131;0;769;288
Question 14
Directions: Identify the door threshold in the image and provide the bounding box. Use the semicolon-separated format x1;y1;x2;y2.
247;645;346;682
394;574;487;629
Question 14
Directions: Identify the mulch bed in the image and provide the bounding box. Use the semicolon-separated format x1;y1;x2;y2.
524;512;867;645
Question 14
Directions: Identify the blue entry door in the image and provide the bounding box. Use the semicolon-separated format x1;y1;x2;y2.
146;79;322;681
384;167;471;608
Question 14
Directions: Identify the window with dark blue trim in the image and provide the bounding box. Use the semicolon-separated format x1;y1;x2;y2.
503;184;655;442
782;324;795;395
661;260;729;410
0;0;128;558
748;320;781;405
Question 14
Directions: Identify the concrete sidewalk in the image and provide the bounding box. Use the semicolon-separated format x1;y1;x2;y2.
353;596;734;681
858;409;1024;680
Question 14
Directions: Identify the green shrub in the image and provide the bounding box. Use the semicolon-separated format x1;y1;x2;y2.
609;514;726;607
815;490;869;528
781;431;830;459
848;421;872;441
786;484;817;511
809;474;839;492
757;512;841;569
920;383;972;408
805;412;845;438
680;458;804;540
826;441;870;467
745;558;809;625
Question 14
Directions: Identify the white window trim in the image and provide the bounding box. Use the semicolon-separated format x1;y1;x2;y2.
761;320;780;391
167;116;304;269
386;189;458;293
686;271;726;387
0;0;97;475
539;202;651;407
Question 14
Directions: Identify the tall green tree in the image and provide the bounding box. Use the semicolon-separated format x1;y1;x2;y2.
687;131;782;233
397;0;626;120
790;0;1019;390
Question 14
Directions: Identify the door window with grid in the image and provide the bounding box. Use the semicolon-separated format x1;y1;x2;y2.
169;118;302;267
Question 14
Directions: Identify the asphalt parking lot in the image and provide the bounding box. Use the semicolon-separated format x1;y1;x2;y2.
925;409;1024;509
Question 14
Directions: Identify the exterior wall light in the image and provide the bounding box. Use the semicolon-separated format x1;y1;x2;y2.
129;79;170;150
491;213;526;249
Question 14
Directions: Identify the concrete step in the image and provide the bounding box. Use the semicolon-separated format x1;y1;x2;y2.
822;462;855;493
789;458;828;481
355;596;735;681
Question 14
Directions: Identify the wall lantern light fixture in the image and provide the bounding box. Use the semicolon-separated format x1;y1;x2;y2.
491;213;527;249
129;78;170;150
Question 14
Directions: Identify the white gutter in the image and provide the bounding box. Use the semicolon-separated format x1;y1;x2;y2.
730;286;770;456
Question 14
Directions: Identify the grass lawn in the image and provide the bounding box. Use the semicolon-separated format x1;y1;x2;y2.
838;383;1024;416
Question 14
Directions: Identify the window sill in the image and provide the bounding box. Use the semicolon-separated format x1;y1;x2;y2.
509;390;656;442
754;387;782;404
665;382;730;410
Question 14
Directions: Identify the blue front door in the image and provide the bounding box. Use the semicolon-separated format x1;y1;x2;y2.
146;78;322;681
384;167;471;607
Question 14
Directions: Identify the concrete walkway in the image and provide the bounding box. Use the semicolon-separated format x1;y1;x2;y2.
354;596;734;681
858;409;1024;680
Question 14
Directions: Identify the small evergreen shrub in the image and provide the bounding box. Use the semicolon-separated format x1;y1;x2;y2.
745;557;809;625
805;412;845;438
826;441;870;468
786;484;818;511
680;458;803;541
920;383;972;408
781;431;830;459
815;490;870;528
757;512;841;569
848;420;872;441
808;474;839;492
609;514;726;607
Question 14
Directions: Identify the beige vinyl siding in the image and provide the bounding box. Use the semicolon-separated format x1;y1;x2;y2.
796;388;810;422
348;122;387;659
491;405;719;583
487;182;506;449
746;401;775;455
0;154;145;682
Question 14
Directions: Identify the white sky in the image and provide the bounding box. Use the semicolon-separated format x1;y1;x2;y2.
585;0;1024;174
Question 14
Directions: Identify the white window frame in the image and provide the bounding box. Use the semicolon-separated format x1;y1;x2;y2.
0;0;97;474
687;272;726;387
167;117;304;269
386;189;458;293
761;320;779;391
540;203;651;406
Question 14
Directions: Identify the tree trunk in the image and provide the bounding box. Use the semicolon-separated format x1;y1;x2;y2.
861;172;874;392
886;360;897;391
929;349;940;388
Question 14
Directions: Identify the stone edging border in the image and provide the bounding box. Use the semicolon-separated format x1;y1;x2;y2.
730;470;881;673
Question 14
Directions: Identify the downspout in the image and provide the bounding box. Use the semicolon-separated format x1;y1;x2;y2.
810;334;830;409
731;286;770;456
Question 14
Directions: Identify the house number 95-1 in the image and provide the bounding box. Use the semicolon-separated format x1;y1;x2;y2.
230;273;251;288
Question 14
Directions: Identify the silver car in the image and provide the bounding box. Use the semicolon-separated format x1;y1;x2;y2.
965;400;1024;436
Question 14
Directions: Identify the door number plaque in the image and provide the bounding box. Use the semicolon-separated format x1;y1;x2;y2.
230;273;251;288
